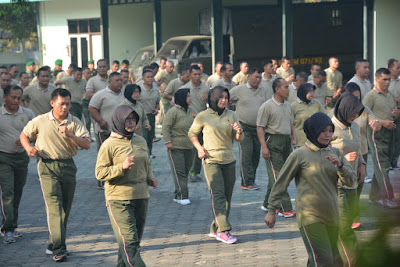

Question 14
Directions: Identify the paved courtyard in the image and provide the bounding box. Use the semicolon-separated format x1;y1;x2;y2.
1;129;399;266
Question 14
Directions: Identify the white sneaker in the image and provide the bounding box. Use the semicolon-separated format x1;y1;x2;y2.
260;205;268;212
364;176;372;183
46;249;53;255
173;199;191;205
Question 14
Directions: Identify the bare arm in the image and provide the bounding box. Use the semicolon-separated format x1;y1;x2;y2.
257;126;270;160
89;106;108;129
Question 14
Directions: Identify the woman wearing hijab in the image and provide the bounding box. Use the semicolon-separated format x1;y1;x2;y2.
265;112;357;267
331;92;366;266
291;83;326;147
121;84;151;137
188;86;244;244
162;88;194;205
95;105;158;267
338;83;381;229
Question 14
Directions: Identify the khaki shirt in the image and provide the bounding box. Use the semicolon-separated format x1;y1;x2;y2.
308;80;329;107
0;105;35;153
55;71;71;88
163;77;186;110
96;133;153;201
89;87;124;134
307;74;314;82
180;81;210;114
162;106;194;150
230;83;268;126
23;111;90;160
348;75;371;100
11;78;18;85
257;97;294;135
86;74;108;93
137;80;160;114
120;99;149;137
232;72;248;85
276;66;295;80
206;73;221;87
389;77;400;99
200;73;209;84
0;88;4;105
23;83;57;116
363;88;397;121
288;82;299;104
188;108;240;164
331;116;365;189
324;68;342;96
154;69;178;90
59;77;87;104
260;73;276;101
211;78;236;91
268;141;357;226
291;99;326;146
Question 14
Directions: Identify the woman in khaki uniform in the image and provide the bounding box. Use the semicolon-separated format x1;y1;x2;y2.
189;86;244;244
96;105;158;267
331;92;366;266
265;112;357;267
291;83;326;147
121;84;151;137
162;88;194;205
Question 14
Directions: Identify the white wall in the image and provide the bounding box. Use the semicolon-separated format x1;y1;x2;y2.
374;0;400;71
39;0;100;67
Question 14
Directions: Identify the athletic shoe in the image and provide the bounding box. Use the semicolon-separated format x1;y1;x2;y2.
13;229;22;238
278;211;296;218
376;199;400;209
173;199;191;205
208;232;217;238
150;155;156;159
351;222;362;230
46;249;69;256
53;253;68;262
3;231;15;244
364;176;372;183
216;231;237;244
152;137;161;143
391;164;400;170
260;205;268;212
241;183;260;190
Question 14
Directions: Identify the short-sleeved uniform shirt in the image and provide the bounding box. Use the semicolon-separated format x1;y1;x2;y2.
348;75;371;100
362;88;397;121
232;72;248;85
257;97;294;135
276;67;295;80
211;78;236;91
0;87;4;105
89;87;124;133
389;77;400;100
230;82;268;126
200;73;209;84
154;69;178;90
180;81;210;115
86;74;108;93
260;74;276;101
165;77;186;98
59;77;87;104
137;80;160;114
308;80;329;107
324;68;342;96
55;71;71;89
206;73;221;87
0;105;35;154
287;82;299;104
23;111;90;159
23;83;57;116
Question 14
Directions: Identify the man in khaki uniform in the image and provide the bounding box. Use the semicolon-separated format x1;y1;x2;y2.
348;59;372;100
55;64;76;88
211;63;236;91
26;61;36;83
206;61;223;87
20;88;90;261
232;61;249;85
257;78;297;217
0;85;35;244
8;64;19;85
271;59;279;77
308;63;321;81
181;65;210;181
155;60;178;116
55;67;87;119
276;56;295;82
0;72;12;106
82;67;92;82
120;69;130;92
23;67;57;116
163;67;191;110
108;60;119;75
18;72;30;89
230;67;265;190
363;68;399;209
324;57;343;105
308;70;330;107
197;62;209;84
388;58;400;169
288;72;308;104
260;59;276;100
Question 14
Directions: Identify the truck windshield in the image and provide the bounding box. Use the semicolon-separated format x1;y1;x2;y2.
130;49;154;67
156;40;188;59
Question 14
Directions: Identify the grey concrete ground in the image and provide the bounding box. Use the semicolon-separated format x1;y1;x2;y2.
1;129;399;266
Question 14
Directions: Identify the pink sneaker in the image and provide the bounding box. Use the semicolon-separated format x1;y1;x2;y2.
216;231;237;244
208;232;217;238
